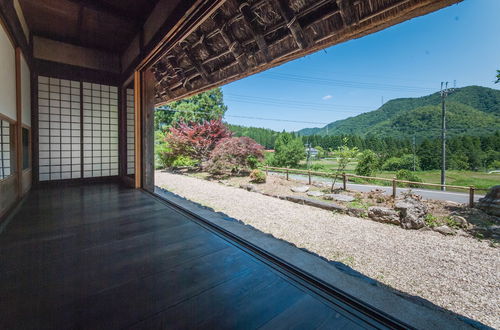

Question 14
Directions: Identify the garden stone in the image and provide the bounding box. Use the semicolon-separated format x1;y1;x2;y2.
476;185;500;217
433;225;456;235
323;194;355;202
307;191;324;197
394;195;428;229
347;208;366;218
450;215;469;229
291;186;310;193
240;184;257;192
368;206;400;225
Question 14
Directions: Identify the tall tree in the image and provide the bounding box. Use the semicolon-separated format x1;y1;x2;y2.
273;132;305;167
155;88;227;130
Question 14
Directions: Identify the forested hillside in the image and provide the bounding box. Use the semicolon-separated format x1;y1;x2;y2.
298;86;500;138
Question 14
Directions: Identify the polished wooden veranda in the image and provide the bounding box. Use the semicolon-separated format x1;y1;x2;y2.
0;183;390;329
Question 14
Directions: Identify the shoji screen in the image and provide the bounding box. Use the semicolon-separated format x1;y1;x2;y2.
82;83;119;178
0;119;12;179
126;88;135;175
38;77;81;181
38;76;120;182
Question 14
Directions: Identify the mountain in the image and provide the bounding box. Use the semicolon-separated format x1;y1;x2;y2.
297;86;500;138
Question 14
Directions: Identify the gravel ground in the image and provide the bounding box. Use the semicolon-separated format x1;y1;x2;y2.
156;171;500;328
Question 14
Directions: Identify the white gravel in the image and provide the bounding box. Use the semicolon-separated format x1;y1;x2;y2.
156;171;500;328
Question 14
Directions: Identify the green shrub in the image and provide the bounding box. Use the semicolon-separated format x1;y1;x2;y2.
424;214;438;227
355;150;379;177
382;154;420;171
310;163;327;171
396;169;423;187
249;169;266;183
171;156;197;167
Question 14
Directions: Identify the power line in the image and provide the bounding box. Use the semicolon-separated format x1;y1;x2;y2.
225;93;372;109
155;107;330;125
258;72;437;93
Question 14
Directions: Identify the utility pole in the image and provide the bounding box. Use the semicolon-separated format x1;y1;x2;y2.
412;134;416;172
440;82;454;191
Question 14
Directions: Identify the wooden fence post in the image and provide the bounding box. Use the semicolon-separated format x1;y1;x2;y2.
392;177;397;198
469;186;475;208
342;173;347;190
265;165;268;176
308;170;311;185
286;167;289;181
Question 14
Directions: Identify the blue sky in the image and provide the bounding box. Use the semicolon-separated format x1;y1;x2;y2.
221;0;500;131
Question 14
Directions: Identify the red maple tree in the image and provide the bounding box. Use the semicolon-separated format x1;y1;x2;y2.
165;119;232;164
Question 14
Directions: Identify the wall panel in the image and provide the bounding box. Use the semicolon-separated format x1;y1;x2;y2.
0;19;16;120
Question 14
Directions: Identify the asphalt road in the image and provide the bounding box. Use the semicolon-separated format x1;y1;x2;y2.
270;172;485;204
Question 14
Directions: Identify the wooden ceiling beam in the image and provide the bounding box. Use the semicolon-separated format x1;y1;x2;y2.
239;2;270;63
64;0;140;26
180;43;211;83
336;0;359;26
213;12;248;71
276;0;309;49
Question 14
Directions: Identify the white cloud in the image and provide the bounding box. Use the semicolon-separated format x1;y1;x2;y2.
322;95;333;100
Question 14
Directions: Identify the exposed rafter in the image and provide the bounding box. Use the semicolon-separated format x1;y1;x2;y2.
213;12;248;71
276;0;310;49
239;2;270;62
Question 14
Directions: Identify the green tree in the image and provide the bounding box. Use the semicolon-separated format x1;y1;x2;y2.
331;138;358;191
355;150;379;176
273;132;305;167
496;70;500;84
155;88;227;130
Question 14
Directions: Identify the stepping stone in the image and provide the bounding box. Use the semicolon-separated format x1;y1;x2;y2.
323;194;355;202
291;186;309;193
307;191;324;197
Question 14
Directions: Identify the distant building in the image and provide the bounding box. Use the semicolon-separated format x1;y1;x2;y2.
306;147;319;159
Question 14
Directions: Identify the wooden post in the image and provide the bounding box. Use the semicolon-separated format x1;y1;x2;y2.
308;170;311;185
469;186;475;208
342;173;347;190
265;165;268;176
286;167;289;181
392;177;397;198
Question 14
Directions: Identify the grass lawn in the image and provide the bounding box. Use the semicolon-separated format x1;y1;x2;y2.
297;160;498;192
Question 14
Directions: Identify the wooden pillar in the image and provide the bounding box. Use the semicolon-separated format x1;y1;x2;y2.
15;48;21;197
342;173;347;190
133;71;142;189
140;68;156;192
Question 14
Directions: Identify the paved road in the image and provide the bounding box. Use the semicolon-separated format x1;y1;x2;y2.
270;172;485;204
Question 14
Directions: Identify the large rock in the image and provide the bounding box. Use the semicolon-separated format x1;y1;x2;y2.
307;191;324;197
291;186;310;193
368;206;400;225
476;185;500;217
323;194;355;202
394;195;428;229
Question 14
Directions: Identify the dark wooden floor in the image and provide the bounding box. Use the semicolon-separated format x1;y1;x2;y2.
0;183;378;329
